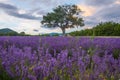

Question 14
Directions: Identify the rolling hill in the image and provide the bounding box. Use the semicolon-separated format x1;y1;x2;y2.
0;28;18;35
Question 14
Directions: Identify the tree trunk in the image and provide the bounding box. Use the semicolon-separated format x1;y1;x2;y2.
61;28;66;36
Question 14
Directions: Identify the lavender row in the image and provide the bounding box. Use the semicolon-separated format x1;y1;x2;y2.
0;36;120;80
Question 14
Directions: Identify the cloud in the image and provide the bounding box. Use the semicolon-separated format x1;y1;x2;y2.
77;5;96;16
7;11;40;20
84;16;98;27
0;3;17;10
94;5;120;22
18;9;27;14
31;0;67;6
114;0;120;4
84;0;115;6
0;0;9;3
0;11;20;30
33;29;39;32
83;3;120;28
14;20;41;34
0;3;41;20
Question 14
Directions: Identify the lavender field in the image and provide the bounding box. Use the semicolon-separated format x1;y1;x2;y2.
0;36;120;80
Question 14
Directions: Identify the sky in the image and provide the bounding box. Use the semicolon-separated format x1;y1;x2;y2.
0;0;120;35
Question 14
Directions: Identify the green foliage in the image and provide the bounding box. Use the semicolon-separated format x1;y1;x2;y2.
41;4;84;35
39;34;50;36
93;21;120;36
0;32;19;36
19;32;26;36
112;49;120;59
0;63;13;80
69;21;120;36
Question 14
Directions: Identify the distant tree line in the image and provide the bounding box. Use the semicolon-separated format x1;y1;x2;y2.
69;21;120;36
0;32;30;36
0;32;18;36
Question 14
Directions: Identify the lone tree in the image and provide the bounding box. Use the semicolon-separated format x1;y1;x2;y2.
41;5;84;35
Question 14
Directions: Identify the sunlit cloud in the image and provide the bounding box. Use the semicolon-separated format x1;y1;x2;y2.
115;0;120;4
77;5;96;17
18;9;27;14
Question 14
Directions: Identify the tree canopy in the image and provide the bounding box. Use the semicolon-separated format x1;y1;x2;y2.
41;4;84;35
69;21;120;36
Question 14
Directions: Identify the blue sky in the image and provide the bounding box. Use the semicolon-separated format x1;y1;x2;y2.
0;0;120;34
